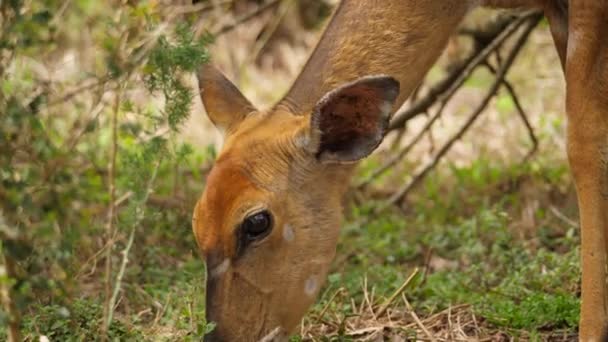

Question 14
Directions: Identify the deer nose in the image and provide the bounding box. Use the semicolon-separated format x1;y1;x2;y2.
205;280;233;342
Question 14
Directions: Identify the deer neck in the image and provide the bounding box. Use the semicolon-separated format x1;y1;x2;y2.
279;0;473;115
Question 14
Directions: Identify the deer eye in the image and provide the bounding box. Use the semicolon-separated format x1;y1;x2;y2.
242;210;272;241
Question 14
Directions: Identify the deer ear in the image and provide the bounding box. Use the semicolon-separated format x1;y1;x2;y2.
197;65;256;134
308;75;400;163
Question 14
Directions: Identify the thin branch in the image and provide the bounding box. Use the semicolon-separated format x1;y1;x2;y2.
402;294;436;342
483;60;538;161
46;77;109;107
259;327;282;342
105;159;162;329
389;85;425;150
241;0;294;71
359;13;534;189
376;268;419;317
213;0;282;37
102;89;121;339
315;287;345;324
388;12;539;131
357;101;446;189
375;14;541;213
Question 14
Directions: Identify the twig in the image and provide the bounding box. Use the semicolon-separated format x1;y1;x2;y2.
377;14;541;212
315;287;345;323
364;13;537;195
258;327;282;342
62;98;106;152
357;102;446;189
549;205;579;228
240;0;293;75
102;89;121;339
213;0;282;36
105;159;162;329
47;77;109;107
76;238;111;279
388;12;538;131
376;267;419;317
390;85;424;150
362;275;376;319
153;291;172;328
483;60;538;161
402;294;436;342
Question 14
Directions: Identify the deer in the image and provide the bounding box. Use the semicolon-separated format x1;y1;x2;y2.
191;0;608;341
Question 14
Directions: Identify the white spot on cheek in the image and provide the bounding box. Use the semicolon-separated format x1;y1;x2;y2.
209;259;230;278
283;224;294;242
293;133;310;149
304;276;318;296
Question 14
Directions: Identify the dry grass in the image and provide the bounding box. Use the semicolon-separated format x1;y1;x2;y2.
303;302;577;341
299;267;577;341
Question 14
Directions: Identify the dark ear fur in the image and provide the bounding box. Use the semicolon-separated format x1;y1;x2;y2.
309;75;400;163
197;64;256;134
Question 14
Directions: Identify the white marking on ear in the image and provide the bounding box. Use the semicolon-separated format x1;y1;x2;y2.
209;259;230;278
379;101;394;119
283;224;295;242
304;276;318;296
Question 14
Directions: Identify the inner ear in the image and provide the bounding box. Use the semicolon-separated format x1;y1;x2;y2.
310;75;400;163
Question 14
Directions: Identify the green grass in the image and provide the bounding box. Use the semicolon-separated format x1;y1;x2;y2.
302;155;580;339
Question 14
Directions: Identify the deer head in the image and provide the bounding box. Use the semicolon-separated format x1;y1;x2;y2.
193;65;399;341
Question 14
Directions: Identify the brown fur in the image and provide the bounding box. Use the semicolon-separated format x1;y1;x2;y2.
195;1;608;340
280;1;469;114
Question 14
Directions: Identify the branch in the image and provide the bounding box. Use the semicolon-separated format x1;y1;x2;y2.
241;0;293;70
483;60;538;161
361;12;541;190
102;88;121;339
388;11;538;131
356;101;446;189
212;0;282;37
105;159;162;330
374;14;542;214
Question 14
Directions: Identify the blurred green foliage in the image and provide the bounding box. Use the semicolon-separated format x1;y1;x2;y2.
0;0;215;339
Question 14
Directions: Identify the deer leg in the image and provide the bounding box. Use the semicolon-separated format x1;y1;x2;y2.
565;3;608;341
543;0;568;71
